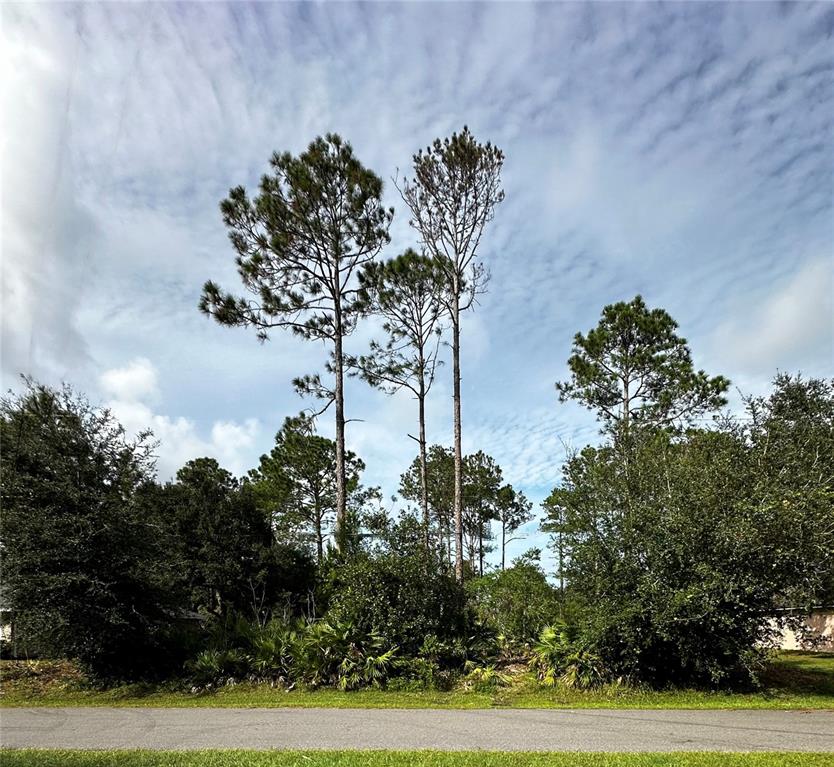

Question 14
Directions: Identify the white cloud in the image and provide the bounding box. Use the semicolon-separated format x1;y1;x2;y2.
211;419;261;462
100;357;159;402
4;2;833;572
100;357;260;480
713;257;833;377
1;8;94;386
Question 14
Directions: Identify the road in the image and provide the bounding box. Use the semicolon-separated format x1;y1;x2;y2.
2;707;834;751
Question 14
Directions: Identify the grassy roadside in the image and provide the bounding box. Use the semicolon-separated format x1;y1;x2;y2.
2;751;834;767
2;653;832;710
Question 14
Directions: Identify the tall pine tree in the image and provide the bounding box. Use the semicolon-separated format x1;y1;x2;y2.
349;249;447;548
556;295;729;435
398;127;505;580
200;135;392;548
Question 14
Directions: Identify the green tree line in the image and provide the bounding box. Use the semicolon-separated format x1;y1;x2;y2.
2;128;831;690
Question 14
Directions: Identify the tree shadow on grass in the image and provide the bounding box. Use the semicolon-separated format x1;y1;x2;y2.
761;652;834;697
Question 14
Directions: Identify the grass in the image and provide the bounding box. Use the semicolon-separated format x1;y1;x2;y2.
2;752;833;767
1;652;832;710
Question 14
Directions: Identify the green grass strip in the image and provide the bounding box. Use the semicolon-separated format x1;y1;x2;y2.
2;752;833;767
3;685;833;709
3;653;833;710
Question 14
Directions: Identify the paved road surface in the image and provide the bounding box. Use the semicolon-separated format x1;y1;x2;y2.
2;708;833;752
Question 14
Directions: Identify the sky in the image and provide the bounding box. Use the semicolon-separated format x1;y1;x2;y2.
2;1;832;569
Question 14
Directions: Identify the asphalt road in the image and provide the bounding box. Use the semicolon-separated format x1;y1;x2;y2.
2;707;834;752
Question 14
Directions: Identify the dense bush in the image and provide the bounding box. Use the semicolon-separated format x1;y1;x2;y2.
529;623;605;689
323;548;471;656
297;617;397;690
0;382;179;679
189;648;250;686
551;376;834;688
187;613;398;690
467;554;561;650
462;661;510;691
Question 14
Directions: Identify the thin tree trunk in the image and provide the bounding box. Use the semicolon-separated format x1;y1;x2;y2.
621;370;632;524
315;501;324;566
622;371;630;433
478;521;484;576
501;521;506;570
418;360;430;552
559;530;564;592
452;292;463;581
558;528;564;617
333;310;347;551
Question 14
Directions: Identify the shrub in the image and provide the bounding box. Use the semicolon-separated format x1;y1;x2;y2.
246;619;299;682
558;647;606;689
187;613;398;690
393;657;454;690
529;622;576;686
389;634;475;691
187;648;248;686
187;614;294;685
418;634;464;669
337;642;397;691
462;661;510;692
296;617;397;690
529;622;606;690
467;558;561;650
323;550;470;655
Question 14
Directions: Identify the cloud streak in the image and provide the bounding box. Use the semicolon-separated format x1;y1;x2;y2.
2;1;831;567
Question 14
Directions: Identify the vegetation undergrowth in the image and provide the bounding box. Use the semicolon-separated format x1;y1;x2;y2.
2;653;832;709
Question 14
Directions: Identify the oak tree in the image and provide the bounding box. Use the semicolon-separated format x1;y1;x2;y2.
0;380;170;678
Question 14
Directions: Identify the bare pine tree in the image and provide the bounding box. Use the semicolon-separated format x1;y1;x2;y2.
348;249;447;549
397;127;505;580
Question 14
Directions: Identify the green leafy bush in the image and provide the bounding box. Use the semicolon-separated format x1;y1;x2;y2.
462;661;510;691
529;622;606;690
338;643;398;691
296;617;397;690
187;613;398;690
529;622;576;686
467;558;560;650
323;551;470;655
392;657;451;690
246;619;299;682
558;648;606;689
390;631;500;691
389;634;473;690
187;649;248;686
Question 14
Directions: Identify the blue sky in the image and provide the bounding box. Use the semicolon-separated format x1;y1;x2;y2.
2;2;832;568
